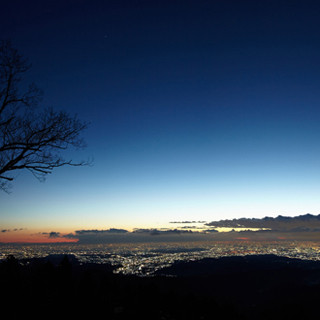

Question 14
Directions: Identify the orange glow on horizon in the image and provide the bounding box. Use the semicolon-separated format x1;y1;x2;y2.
0;230;78;244
0;237;78;243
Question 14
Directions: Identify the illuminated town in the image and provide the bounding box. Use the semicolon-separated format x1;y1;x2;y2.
1;241;320;276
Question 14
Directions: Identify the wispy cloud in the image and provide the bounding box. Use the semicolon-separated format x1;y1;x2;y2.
1;228;25;233
170;221;207;224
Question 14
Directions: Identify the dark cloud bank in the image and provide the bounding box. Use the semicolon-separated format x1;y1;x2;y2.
64;228;203;244
206;213;320;232
40;214;320;244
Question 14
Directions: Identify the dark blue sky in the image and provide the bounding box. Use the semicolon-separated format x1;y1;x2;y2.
1;0;320;234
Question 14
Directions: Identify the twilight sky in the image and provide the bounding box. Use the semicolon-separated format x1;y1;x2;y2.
1;0;320;242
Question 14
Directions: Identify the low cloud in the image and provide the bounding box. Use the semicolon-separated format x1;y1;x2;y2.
48;232;61;239
41;231;61;239
65;228;207;244
206;214;320;233
133;228;193;236
1;228;24;233
63;229;130;244
170;221;207;224
34;214;320;244
75;229;129;235
204;229;219;233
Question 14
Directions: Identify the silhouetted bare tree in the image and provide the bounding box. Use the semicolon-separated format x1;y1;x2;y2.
0;40;89;191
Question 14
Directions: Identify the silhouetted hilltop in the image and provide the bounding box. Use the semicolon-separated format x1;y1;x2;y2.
156;254;320;319
156;254;320;276
1;254;320;320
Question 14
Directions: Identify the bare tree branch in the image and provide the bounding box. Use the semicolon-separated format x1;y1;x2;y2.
0;40;90;191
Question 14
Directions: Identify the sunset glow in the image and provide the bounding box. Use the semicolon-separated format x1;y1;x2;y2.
1;1;320;244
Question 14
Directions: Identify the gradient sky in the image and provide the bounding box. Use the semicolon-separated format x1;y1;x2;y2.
1;0;320;242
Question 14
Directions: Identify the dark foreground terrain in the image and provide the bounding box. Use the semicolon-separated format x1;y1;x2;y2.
1;254;320;320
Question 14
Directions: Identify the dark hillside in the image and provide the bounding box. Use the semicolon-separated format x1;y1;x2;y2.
1;254;320;320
